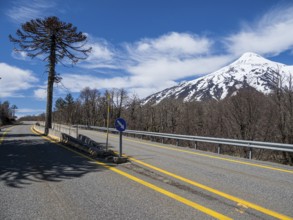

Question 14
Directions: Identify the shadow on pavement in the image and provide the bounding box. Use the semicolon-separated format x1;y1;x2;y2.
4;133;39;138
0;135;106;188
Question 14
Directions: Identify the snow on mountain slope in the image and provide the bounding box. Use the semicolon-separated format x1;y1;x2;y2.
142;52;293;104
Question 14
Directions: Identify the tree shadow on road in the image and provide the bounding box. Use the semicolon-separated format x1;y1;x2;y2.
0;135;107;188
4;133;39;138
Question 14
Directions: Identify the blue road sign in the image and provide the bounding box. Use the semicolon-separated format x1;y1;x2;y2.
115;118;127;132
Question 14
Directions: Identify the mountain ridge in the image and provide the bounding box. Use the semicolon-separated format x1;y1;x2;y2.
142;52;293;105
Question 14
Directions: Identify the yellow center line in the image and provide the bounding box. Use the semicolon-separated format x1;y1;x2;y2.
0;126;14;144
31;127;60;143
31;126;232;220
127;156;292;220
104;163;232;220
101;132;293;174
101;132;293;219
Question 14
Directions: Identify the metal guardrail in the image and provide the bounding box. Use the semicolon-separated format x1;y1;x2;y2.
75;125;293;159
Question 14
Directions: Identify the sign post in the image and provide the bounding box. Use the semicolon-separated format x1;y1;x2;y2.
114;118;127;157
106;94;110;151
119;131;122;157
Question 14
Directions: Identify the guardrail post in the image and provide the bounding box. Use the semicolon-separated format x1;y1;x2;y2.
249;147;253;159
194;141;197;149
217;144;221;154
176;139;179;146
162;138;164;144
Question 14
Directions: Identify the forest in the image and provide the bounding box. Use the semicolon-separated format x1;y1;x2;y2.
20;85;293;165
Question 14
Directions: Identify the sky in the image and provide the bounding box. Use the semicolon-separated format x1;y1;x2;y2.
1;0;293;117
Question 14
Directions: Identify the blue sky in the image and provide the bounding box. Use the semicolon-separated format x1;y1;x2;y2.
1;0;293;117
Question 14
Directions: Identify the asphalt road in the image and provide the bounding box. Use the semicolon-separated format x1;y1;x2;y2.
78;128;293;220
1;124;293;220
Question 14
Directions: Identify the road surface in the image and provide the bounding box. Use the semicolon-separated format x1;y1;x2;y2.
1;124;293;219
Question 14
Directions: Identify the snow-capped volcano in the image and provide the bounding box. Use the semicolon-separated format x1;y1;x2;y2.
142;52;293;104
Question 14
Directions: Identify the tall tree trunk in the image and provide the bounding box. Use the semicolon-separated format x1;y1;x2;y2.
45;34;56;135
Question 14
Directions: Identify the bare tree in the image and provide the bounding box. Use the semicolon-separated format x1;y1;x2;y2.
9;16;91;134
79;88;101;126
113;88;128;119
271;73;293;164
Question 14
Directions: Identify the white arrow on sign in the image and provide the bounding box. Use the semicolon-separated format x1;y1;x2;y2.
117;120;125;130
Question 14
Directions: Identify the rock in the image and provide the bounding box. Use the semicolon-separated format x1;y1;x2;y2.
113;156;128;164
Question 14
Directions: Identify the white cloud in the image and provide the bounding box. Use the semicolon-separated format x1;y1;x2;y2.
88;42;114;61
225;6;293;56
80;35;119;69
11;51;28;61
127;56;232;83
60;74;129;92
17;108;44;113
0;63;38;97
34;83;75;101
118;33;231;97
58;73;178;99
63;32;232;98
126;32;212;61
83;41;116;69
6;0;56;23
15;108;45;117
34;88;47;100
153;32;211;54
59;54;231;99
136;32;211;55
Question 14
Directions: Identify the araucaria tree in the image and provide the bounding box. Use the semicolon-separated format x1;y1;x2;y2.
9;16;91;134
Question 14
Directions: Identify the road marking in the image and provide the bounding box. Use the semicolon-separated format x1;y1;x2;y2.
101;133;293;174
0;126;14;144
103;163;232;220
236;203;248;214
31;126;61;142
31;127;232;220
128;156;293;220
